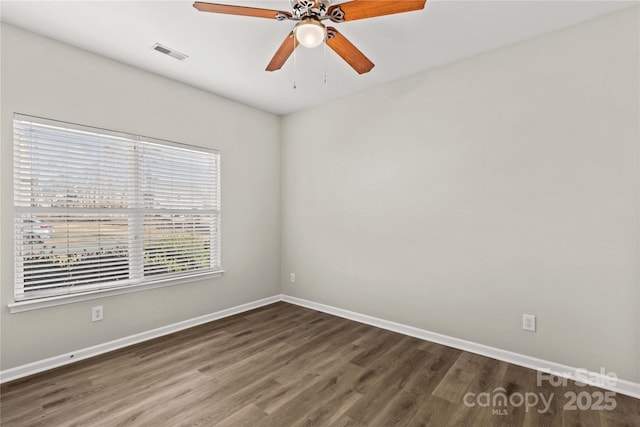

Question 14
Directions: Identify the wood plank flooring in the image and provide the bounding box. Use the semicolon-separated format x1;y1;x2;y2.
1;302;638;426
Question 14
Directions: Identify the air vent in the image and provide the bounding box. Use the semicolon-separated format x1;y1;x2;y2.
151;43;188;61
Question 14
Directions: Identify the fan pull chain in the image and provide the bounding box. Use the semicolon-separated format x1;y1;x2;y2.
323;40;327;85
293;35;297;90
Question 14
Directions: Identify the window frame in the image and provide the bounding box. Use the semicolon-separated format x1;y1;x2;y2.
10;113;223;313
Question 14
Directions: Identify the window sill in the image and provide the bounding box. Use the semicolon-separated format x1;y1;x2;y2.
8;270;225;313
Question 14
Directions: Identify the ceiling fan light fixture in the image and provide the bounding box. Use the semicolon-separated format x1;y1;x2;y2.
295;19;326;48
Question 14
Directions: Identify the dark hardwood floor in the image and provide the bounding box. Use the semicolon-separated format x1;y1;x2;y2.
1;302;638;426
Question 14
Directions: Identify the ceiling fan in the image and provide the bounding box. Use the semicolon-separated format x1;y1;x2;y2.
193;0;427;74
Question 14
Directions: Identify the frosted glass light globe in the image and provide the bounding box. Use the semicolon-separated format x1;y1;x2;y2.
295;20;326;48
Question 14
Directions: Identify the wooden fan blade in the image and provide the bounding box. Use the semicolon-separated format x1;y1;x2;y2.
329;0;426;22
326;27;374;74
266;31;298;72
193;2;291;20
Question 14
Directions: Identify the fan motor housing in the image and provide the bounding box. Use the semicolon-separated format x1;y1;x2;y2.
291;0;330;19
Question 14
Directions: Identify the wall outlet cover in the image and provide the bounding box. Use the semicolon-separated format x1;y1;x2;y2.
92;306;104;322
523;314;536;332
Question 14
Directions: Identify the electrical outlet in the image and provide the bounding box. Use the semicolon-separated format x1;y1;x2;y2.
290;272;296;283
523;314;536;332
92;306;104;322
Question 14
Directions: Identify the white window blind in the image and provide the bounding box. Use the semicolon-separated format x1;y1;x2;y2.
13;114;221;302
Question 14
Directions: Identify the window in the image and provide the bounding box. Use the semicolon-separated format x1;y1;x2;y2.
13;114;221;302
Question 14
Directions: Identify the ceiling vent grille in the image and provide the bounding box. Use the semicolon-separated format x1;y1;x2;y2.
151;43;188;61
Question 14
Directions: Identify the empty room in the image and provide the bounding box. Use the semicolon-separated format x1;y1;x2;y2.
0;1;638;426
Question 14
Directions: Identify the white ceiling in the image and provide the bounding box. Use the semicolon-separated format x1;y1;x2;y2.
0;0;634;115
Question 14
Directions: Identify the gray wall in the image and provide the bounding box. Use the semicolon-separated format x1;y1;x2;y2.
1;24;281;370
281;7;640;382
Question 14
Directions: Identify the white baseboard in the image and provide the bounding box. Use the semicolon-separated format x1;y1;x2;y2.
3;293;638;400
281;295;640;399
0;295;280;384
